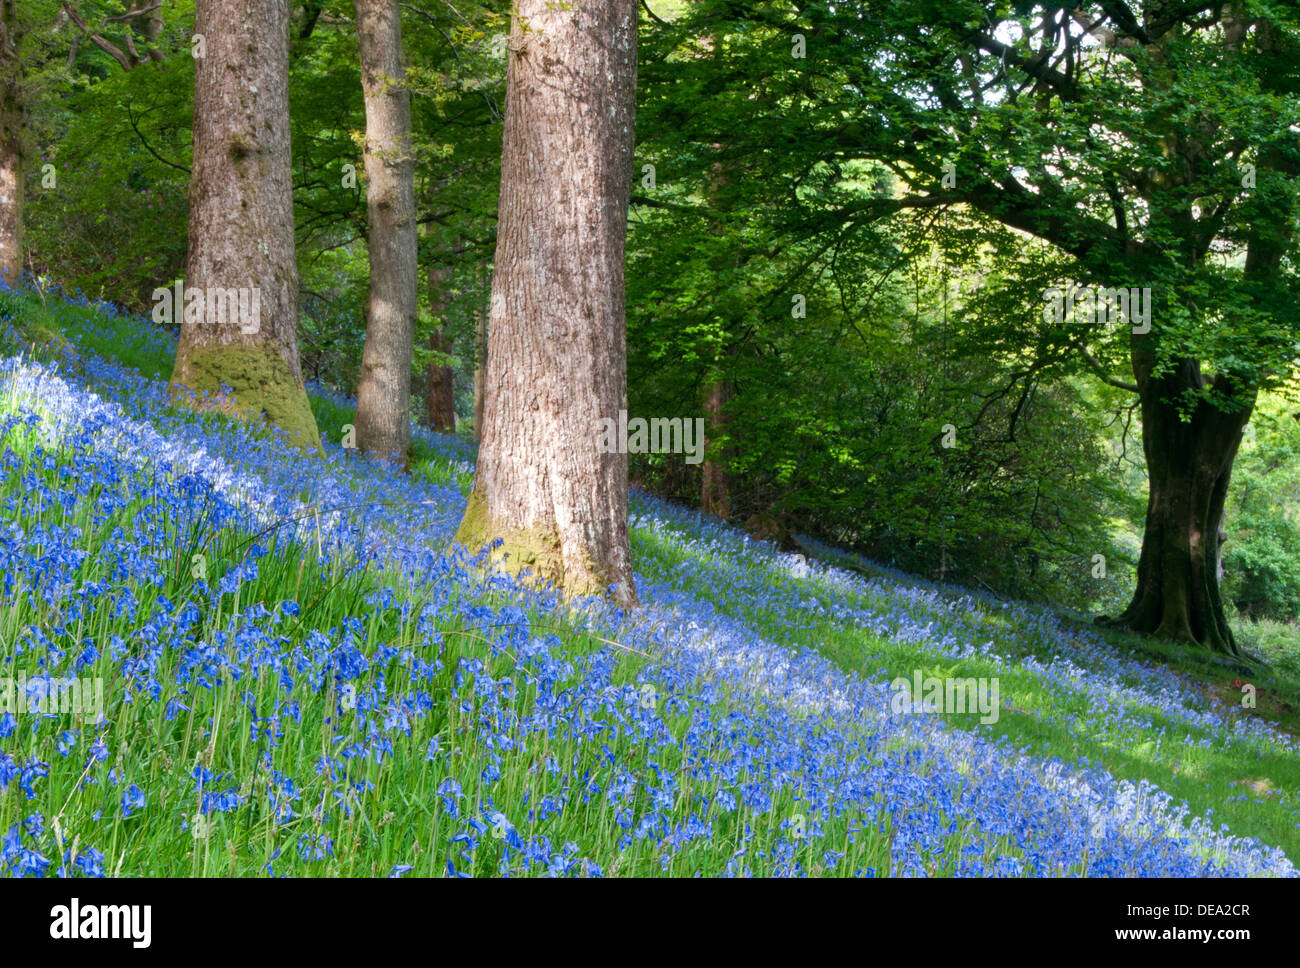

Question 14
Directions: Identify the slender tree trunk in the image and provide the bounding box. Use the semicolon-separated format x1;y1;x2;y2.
424;253;456;432
133;3;163;41
699;138;734;520
353;0;417;465
425;326;456;431
455;0;638;606
170;0;320;448
0;0;22;286
426;304;456;433
701;374;731;520
128;1;165;61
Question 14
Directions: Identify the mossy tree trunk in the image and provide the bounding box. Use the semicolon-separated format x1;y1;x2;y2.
170;0;320;450
455;0;638;607
0;0;23;286
353;0;417;466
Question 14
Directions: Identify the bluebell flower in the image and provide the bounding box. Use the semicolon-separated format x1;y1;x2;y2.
121;784;145;818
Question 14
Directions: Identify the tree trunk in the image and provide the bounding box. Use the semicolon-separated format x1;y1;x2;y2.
1113;352;1251;656
0;0;22;286
131;3;163;41
454;0;638;606
701;374;731;520
353;0;417;466
699;136;735;521
170;0;320;449
426;330;456;432
423;256;456;432
1113;131;1294;658
127;0;165;60
471;276;487;441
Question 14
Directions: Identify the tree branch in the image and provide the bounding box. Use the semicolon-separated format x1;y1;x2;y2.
1075;339;1139;392
62;3;135;70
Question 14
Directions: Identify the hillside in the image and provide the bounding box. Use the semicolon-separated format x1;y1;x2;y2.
0;288;1297;878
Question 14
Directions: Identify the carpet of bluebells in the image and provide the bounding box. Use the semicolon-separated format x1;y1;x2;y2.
0;287;1296;877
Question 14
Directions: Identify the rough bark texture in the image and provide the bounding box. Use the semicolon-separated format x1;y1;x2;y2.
170;0;319;449
471;281;487;441
0;0;22;286
454;0;638;606
353;0;417;465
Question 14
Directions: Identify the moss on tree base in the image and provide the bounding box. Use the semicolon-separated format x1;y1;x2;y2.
170;343;321;451
454;484;609;599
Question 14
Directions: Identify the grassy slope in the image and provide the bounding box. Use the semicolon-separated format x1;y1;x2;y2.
632;514;1300;859
1;287;1297;875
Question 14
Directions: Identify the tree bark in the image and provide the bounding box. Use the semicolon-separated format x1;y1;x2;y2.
1111;117;1295;657
426;328;456;432
353;0;417;466
425;326;456;432
454;0;638;606
471;286;486;441
1114;351;1251;656
125;0;164;58
0;0;22;286
701;374;731;520
62;2;164;70
170;0;320;449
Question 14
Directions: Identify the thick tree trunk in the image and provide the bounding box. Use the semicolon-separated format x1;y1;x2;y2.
1113;128;1293;657
170;0;320;449
454;0;638;606
0;0;22;286
353;0;417;465
1112;352;1251;656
